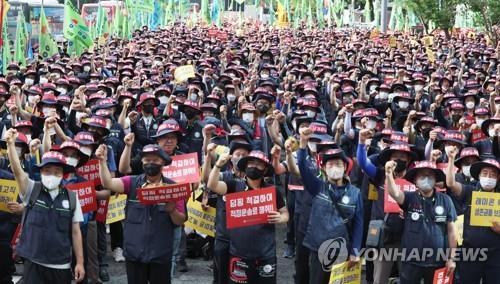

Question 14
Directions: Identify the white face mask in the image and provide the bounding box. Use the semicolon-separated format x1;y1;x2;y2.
479;177;497;190
369;85;377;92
83;66;91;72
66;157;79;167
398;100;409;109
366;119;377;129
305;110;316;118
462;165;471;177
242;113;254;124
227;94;236;102
326;166;344;180
41;174;62;191
190;93;198;101
15;147;23;157
39;77;49;84
308;142;317;153
158;96;168;105
414;85;424;92
42;107;55;117
171;104;178;110
445;145;454;157
80;146;92;156
416;176;435;192
489;128;496;137
57;88;67;95
465;101;475;109
388;93;396;103
28;95;37;105
378;92;388;100
476;118;485;127
260;73;269;79
25;78;34;86
25;134;32;142
62;106;69;115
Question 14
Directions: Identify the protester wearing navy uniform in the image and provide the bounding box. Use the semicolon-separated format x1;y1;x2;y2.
297;126;363;284
97;143;186;284
5;128;85;284
207;150;289;284
386;160;457;284
446;147;500;284
202;140;252;284
129;93;162;156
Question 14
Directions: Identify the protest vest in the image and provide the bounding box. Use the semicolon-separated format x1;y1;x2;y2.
303;182;360;252
16;184;76;265
123;174;176;263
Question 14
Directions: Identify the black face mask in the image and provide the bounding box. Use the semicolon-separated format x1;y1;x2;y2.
143;163;162;176
451;114;461;122
421;128;432;139
394;159;407;173
256;104;270;114
245;167;264;180
142;104;154;114
184;110;198;120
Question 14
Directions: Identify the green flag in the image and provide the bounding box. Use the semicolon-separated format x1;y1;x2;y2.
96;3;106;38
39;7;58;59
2;24;12;74
64;0;93;50
14;14;27;66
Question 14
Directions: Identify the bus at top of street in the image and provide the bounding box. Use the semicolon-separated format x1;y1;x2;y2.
7;0;64;44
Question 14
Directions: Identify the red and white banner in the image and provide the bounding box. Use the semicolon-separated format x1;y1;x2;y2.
66;181;97;213
138;183;191;205
162;153;200;184
384;179;416;213
95;199;109;223
433;267;453;284
226;186;277;229
77;159;101;186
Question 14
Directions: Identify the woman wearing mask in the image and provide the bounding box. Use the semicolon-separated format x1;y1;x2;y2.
208;150;288;284
446;147;500;284
298;127;363;284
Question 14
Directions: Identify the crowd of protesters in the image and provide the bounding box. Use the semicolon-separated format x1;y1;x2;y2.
0;21;498;284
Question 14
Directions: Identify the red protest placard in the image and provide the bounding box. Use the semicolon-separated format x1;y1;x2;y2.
433;267;453;284
208;28;218;37
384;179;416;213
137;183;191;205
217;31;228;41
11;224;22;247
471;129;488;144
162;153;200;184
77;159;101;186
66;181;98;213
225;186;277;229
95;199;109;223
288;184;304;191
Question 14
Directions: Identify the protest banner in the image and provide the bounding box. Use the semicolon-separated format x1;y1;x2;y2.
106;194;127;224
384;179;416;213
0;179;18;213
328;259;361;284
66;180;97;213
208;28;218;37
470;191;500;227
77;159;101;186
288;184;304;191
138;183;191;205
10;223;22;247
471;129;488;144
433;267;453;284
162;153;200;183
95;199;109;223
389;35;397;47
185;199;216;237
174;65;195;83
226;186;276;229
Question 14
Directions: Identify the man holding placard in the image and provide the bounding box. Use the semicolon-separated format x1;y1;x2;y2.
207;150;288;284
446;146;500;284
97;143;186;284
